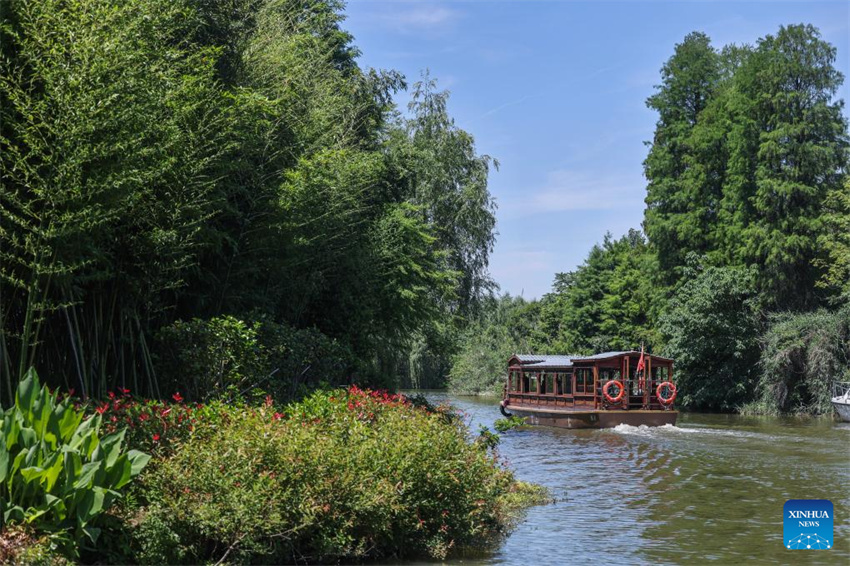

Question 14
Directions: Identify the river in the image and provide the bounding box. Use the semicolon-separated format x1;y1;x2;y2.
418;392;850;565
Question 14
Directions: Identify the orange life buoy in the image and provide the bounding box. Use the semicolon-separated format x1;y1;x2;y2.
656;381;677;405
603;380;625;403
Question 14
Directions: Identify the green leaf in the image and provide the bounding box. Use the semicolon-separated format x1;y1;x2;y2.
81;525;101;544
0;441;9;483
98;429;126;469
106;454;132;490
62;449;82;492
42;452;63;492
76;487;105;525
19;427;37;448
74;461;102;490
19;466;45;484
127;449;152;478
15;369;39;415
4;505;24;524
56;405;84;444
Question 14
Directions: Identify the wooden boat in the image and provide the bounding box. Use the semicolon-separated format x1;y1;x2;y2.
499;351;677;429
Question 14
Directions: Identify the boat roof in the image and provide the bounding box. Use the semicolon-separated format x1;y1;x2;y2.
510;351;673;368
512;354;578;368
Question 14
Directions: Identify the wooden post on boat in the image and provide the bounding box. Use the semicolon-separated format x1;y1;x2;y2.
593;365;599;409
623;356;630;410
645;355;652;409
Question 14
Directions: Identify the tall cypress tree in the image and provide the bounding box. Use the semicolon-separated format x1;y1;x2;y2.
723;24;848;309
643;32;721;284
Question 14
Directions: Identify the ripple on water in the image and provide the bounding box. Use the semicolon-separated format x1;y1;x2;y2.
418;393;850;565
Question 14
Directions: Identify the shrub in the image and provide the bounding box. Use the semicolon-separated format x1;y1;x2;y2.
138;387;524;563
743;306;850;415
660;263;762;411
155;316;267;402
95;389;219;456
0;370;150;556
155;315;354;402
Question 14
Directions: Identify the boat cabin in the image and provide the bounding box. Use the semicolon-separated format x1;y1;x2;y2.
505;351;675;411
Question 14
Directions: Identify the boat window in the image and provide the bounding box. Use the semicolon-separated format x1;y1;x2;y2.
522;373;530;393
529;374;539;394
545;373;554;395
575;368;593;393
563;372;573;394
555;373;563;395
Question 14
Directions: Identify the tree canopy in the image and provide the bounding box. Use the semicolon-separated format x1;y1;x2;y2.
0;0;497;400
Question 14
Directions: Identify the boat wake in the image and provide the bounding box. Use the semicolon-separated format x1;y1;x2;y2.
607;423;787;442
609;423;678;436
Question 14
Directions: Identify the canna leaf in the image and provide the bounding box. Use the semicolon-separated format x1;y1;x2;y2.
98;429;126;469
127;450;152;478
76;487;105;525
15;370;39;415
107;454;132;490
0;441;9;483
19;466;45;484
74;461;102;490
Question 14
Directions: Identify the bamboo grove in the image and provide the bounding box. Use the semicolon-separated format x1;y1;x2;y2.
0;0;497;403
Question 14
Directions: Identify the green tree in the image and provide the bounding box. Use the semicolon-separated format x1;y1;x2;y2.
0;0;231;399
660;261;762;411
0;0;497;400
817;175;850;302
643;32;722;283
448;294;543;395
719;24;848;309
538;230;665;355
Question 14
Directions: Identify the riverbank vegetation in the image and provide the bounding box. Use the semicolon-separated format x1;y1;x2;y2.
0;377;541;563
0;0;547;561
0;0;495;404
451;25;850;415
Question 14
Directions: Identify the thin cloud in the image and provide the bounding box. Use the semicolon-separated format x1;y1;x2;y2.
470;64;622;124
378;5;460;33
505;170;645;217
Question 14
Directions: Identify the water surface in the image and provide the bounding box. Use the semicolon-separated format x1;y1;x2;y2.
421;392;850;565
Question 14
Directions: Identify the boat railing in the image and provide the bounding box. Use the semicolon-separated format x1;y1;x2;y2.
832;381;850;399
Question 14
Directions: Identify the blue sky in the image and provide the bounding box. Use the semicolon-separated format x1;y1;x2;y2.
344;0;850;299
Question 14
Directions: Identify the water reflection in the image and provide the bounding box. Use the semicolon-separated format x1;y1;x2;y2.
416;392;850;565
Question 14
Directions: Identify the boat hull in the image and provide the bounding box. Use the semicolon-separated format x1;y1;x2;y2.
832;399;850;422
506;404;677;429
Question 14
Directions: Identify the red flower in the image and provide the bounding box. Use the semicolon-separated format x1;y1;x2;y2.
265;395;273;408
95;403;109;415
172;392;184;403
108;391;116;400
153;434;160;442
67;388;75;397
273;412;283;421
161;407;172;417
121;387;131;396
139;412;150;421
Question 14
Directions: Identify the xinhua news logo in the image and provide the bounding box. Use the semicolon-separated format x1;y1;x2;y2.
784;499;833;550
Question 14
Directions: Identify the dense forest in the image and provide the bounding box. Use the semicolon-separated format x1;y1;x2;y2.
0;4;847;561
1;2;847;416
0;0;497;404
450;26;850;415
